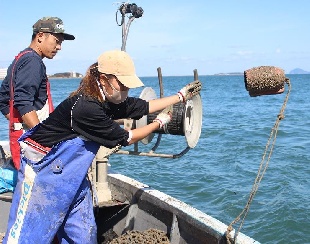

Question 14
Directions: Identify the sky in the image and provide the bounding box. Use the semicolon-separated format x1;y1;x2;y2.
0;0;309;76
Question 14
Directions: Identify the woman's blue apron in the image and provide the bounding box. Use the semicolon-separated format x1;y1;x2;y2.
3;125;100;244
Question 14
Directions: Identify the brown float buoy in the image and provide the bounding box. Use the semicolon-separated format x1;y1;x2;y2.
244;66;286;97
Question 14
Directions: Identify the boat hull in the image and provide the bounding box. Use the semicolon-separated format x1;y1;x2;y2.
95;173;258;244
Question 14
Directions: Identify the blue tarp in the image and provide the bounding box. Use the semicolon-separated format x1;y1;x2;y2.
0;166;17;194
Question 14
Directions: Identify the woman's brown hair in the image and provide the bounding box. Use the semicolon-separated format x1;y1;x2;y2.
69;62;104;102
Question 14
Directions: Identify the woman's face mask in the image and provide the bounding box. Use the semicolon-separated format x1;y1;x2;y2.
102;80;128;104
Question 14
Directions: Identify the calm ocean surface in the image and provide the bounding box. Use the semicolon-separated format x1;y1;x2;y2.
0;74;309;243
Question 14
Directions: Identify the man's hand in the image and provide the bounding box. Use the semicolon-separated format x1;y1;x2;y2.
153;105;173;128
21;111;40;129
177;80;202;103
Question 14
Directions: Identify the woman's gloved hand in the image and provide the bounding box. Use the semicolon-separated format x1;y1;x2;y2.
177;80;202;102
153;105;173;128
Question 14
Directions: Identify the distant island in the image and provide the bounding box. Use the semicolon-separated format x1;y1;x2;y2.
289;68;310;74
48;72;83;78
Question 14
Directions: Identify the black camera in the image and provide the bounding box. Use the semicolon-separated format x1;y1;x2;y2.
121;3;143;18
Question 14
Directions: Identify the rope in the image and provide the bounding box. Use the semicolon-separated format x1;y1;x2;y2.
226;78;291;243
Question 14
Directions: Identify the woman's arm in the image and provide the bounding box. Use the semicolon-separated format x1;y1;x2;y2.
128;105;172;145
128;121;160;145
148;95;180;113
148;80;202;113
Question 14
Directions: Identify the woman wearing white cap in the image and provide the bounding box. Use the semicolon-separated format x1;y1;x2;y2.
3;50;201;243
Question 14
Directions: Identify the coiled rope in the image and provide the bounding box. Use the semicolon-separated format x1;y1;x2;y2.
226;78;291;243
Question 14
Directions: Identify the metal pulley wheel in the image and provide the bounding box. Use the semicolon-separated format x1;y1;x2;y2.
136;87;202;148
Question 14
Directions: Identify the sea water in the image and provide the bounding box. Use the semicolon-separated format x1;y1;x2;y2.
0;74;309;243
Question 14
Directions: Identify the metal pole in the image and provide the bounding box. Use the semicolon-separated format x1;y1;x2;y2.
95;146;112;203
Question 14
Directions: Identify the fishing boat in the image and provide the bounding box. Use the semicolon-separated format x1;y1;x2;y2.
0;138;258;244
0;3;260;243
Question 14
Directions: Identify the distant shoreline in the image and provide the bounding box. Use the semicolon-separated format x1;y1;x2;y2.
1;73;309;81
214;72;243;76
48;77;82;79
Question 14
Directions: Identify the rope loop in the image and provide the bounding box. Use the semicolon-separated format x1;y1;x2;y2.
226;78;291;243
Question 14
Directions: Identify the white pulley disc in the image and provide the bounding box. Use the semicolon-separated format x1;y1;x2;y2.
136;87;157;144
184;94;202;148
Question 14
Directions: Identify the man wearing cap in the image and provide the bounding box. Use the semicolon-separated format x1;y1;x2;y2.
3;49;202;243
0;17;75;169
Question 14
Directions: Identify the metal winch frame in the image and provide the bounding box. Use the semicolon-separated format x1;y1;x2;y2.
116;67;202;159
